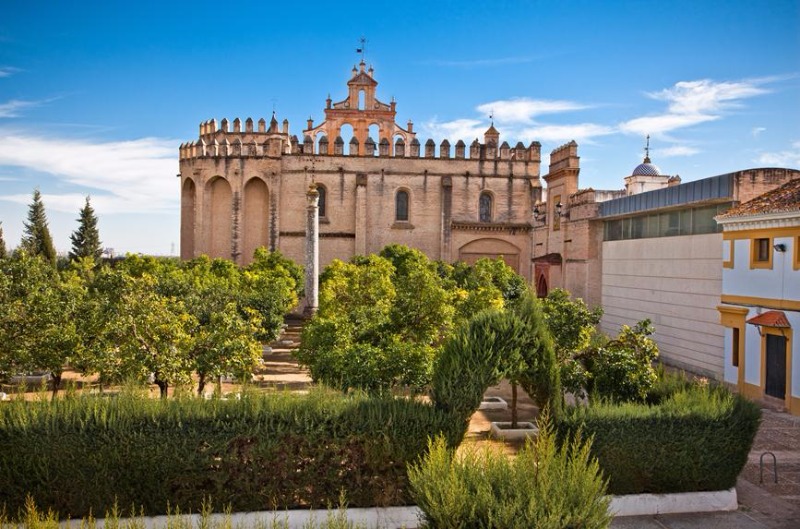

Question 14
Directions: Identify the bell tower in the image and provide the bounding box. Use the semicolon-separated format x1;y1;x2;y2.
303;62;415;156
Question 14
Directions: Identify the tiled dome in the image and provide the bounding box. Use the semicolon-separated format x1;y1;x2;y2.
632;158;661;176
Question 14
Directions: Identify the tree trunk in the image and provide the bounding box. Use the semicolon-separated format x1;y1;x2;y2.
511;382;518;429
50;372;62;401
156;379;169;399
197;372;207;396
216;375;222;396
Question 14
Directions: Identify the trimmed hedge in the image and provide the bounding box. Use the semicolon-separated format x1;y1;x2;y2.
556;383;761;495
0;389;463;518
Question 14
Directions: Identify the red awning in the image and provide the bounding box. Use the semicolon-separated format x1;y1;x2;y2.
746;310;791;328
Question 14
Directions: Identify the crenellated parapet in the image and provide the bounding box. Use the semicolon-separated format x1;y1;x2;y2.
547;140;579;174
178;113;291;160
180;130;543;162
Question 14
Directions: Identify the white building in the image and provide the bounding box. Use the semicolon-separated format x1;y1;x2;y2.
716;178;800;416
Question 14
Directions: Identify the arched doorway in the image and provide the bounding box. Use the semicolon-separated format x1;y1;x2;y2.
537;275;548;298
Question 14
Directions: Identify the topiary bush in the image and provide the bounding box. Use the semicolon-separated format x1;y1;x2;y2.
432;292;561;430
556;382;761;494
431;309;520;429
0;389;463;518
408;412;612;529
512;293;561;418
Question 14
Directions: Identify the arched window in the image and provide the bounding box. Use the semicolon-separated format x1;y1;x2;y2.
479;192;493;222
358;90;365;110
317;185;327;218
395;190;409;222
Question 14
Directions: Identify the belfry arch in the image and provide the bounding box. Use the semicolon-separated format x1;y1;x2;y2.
303;61;415;156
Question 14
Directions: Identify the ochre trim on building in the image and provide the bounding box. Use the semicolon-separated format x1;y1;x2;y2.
718;305;748;393
720;295;800;311
750;237;773;270
723;226;800;240
744;382;761;401
794;235;800;271
723;239;734;269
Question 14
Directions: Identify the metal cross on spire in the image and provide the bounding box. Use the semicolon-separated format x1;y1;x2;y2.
645;134;651;160
489;109;494;126
356;36;367;62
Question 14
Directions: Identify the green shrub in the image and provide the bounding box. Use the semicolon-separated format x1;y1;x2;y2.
541;288;603;397
408;413;611;529
556;383;761;494
0;389;463;519
583;320;659;403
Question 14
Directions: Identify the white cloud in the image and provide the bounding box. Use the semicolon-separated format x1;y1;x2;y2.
0;67;20;78
420;118;486;143
0;130;180;214
476;98;589;124
651;79;769;115
752;127;766;137
654;145;700;157
0;99;42;118
620;113;718;136
757;140;800;167
421;96;608;145
620;78;773;136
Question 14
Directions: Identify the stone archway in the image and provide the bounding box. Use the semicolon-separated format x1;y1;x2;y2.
206;176;232;259
458;238;521;272
181;178;196;259
242;177;269;264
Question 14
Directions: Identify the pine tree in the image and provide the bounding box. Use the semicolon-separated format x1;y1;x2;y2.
69;196;103;262
20;189;57;266
0;221;7;259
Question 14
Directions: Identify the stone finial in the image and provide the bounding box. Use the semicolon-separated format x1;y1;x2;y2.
258;118;266;133
245;118;253;133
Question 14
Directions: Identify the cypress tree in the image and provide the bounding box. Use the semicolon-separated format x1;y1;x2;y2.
0;221;6;258
69;196;103;262
20;189;57;266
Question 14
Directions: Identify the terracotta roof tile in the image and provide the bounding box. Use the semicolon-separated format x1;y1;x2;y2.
717;177;800;219
746;310;791;328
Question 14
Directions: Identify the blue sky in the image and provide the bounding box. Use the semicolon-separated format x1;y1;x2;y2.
1;0;798;255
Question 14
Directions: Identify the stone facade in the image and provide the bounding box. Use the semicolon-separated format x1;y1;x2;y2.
178;62;800;383
179;62;543;280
